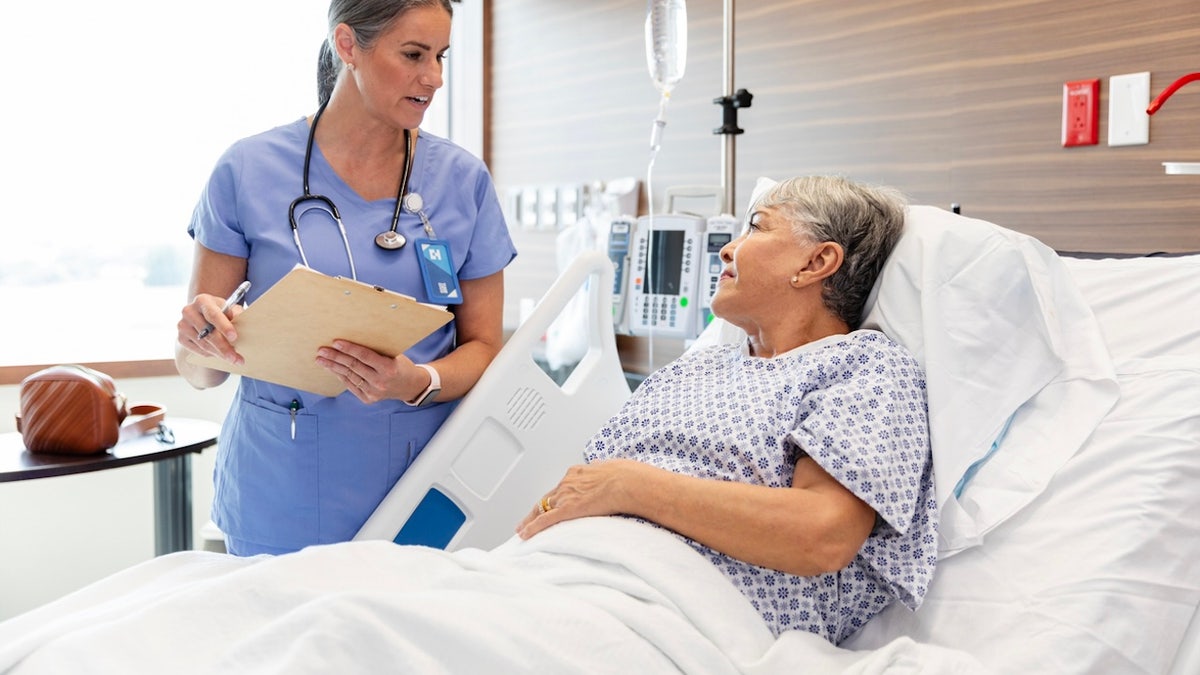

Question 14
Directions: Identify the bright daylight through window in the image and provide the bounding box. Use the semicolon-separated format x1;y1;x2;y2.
1;0;458;367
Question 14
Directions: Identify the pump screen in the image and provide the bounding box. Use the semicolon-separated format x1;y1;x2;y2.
646;230;684;295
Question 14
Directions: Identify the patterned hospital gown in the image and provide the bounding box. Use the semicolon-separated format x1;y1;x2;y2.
585;329;937;644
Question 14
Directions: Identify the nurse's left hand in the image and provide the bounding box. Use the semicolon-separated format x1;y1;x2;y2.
315;340;423;404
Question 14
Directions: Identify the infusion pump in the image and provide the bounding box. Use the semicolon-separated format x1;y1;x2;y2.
608;212;739;339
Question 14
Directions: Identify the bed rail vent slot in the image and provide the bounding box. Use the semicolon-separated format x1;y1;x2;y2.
506;387;546;431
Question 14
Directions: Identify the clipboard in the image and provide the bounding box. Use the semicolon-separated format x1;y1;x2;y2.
187;266;454;397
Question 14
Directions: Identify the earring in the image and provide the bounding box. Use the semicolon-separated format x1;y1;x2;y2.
791;275;800;285
346;62;356;72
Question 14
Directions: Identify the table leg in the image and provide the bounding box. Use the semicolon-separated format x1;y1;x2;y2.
153;454;193;555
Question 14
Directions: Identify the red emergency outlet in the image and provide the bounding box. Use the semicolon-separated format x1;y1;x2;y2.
1062;79;1100;147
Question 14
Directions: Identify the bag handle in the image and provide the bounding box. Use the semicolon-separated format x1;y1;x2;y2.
120;403;167;440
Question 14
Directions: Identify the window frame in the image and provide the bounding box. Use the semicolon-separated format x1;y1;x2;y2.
0;2;485;385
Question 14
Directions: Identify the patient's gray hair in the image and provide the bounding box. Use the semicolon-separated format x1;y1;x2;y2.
755;176;907;330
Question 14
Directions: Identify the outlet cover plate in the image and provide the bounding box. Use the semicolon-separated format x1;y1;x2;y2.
1062;79;1100;147
1108;72;1150;146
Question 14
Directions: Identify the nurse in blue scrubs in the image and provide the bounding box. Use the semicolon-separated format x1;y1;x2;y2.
174;0;516;556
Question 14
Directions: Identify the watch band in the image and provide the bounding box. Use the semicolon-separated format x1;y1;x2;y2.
404;363;441;407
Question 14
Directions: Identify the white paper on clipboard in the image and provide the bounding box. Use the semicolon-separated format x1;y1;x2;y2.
187;265;453;397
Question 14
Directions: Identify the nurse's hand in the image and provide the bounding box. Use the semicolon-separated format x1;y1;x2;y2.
177;294;246;366
316;339;426;405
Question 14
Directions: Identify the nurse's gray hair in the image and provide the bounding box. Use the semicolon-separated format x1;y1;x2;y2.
325;0;455;68
754;175;907;330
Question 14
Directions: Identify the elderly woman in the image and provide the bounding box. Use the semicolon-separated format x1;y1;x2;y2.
519;175;936;645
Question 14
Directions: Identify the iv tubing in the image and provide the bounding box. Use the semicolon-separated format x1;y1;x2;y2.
645;93;672;374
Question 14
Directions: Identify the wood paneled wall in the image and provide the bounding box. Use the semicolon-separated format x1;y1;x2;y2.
488;0;1200;339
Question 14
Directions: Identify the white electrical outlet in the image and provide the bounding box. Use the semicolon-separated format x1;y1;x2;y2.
1108;72;1150;146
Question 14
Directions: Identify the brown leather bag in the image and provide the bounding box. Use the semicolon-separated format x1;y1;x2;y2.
14;365;166;455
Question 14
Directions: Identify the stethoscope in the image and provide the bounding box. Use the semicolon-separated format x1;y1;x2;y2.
288;100;436;280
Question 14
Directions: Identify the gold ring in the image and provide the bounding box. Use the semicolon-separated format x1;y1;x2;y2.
539;496;552;513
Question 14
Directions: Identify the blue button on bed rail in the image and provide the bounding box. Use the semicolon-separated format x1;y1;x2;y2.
392;488;466;549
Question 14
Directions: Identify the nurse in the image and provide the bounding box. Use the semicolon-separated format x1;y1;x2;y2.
174;0;516;556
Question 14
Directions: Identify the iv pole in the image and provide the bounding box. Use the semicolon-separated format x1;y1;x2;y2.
715;0;752;214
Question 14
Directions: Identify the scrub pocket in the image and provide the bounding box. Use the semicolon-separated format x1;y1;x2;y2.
387;404;452;481
214;396;319;547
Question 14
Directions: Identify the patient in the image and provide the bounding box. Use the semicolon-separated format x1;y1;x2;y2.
518;175;936;645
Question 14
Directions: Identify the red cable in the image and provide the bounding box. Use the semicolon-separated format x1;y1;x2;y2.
1147;72;1200;115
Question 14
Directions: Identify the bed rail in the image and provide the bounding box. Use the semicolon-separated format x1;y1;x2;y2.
354;251;631;551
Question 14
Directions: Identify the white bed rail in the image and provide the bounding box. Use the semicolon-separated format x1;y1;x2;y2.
354;250;632;551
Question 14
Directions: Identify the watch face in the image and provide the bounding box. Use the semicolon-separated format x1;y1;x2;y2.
417;386;441;406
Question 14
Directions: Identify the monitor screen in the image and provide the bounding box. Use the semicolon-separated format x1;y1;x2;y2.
706;232;732;252
646;229;685;295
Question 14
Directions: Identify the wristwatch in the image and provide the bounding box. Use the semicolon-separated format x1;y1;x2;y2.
404;364;441;407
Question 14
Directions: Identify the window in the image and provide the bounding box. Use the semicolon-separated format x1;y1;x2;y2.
0;0;478;368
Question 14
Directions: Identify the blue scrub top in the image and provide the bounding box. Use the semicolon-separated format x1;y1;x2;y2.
189;119;516;554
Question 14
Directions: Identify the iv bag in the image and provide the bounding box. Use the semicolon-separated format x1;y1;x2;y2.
645;0;687;94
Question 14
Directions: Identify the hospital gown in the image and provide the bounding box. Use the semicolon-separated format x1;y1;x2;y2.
585;329;936;644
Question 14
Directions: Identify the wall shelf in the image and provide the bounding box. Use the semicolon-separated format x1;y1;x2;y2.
1163;162;1200;175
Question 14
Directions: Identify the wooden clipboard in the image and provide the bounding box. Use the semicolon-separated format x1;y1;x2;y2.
187;266;454;397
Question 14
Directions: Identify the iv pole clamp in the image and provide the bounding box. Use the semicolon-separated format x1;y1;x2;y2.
713;88;753;136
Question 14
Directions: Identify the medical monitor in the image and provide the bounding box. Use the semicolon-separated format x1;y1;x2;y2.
645;229;686;295
627;213;704;339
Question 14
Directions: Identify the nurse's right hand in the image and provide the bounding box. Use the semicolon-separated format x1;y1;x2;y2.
176;293;246;366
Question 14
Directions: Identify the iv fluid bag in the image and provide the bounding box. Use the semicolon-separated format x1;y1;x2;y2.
645;0;687;94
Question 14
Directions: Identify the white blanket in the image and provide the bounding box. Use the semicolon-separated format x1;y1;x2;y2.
0;518;986;674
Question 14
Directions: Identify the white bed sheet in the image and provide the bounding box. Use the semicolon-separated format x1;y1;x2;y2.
0;518;988;674
1062;254;1200;366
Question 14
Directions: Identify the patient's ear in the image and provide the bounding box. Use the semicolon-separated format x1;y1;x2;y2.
794;241;844;285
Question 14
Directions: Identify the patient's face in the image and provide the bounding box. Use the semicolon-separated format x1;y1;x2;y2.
711;207;811;327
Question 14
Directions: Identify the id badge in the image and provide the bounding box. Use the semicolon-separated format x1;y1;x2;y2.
415;238;463;305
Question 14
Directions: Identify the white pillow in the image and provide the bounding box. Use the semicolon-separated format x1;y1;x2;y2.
845;359;1200;673
863;205;1118;555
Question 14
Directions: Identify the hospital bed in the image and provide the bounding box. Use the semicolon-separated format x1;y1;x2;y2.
0;204;1197;674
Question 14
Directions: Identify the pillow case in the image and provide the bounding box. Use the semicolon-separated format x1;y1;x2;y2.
861;204;1117;554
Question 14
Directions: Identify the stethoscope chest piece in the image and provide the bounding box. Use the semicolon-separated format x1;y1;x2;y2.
375;231;407;250
296;100;431;262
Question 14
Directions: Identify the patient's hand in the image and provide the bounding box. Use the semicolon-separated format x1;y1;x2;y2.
516;459;649;539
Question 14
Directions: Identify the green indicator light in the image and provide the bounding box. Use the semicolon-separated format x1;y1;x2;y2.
679;296;689;307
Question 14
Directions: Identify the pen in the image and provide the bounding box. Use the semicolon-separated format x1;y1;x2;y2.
197;280;251;339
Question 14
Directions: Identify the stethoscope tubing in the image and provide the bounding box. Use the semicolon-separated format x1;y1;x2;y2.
288;100;425;280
